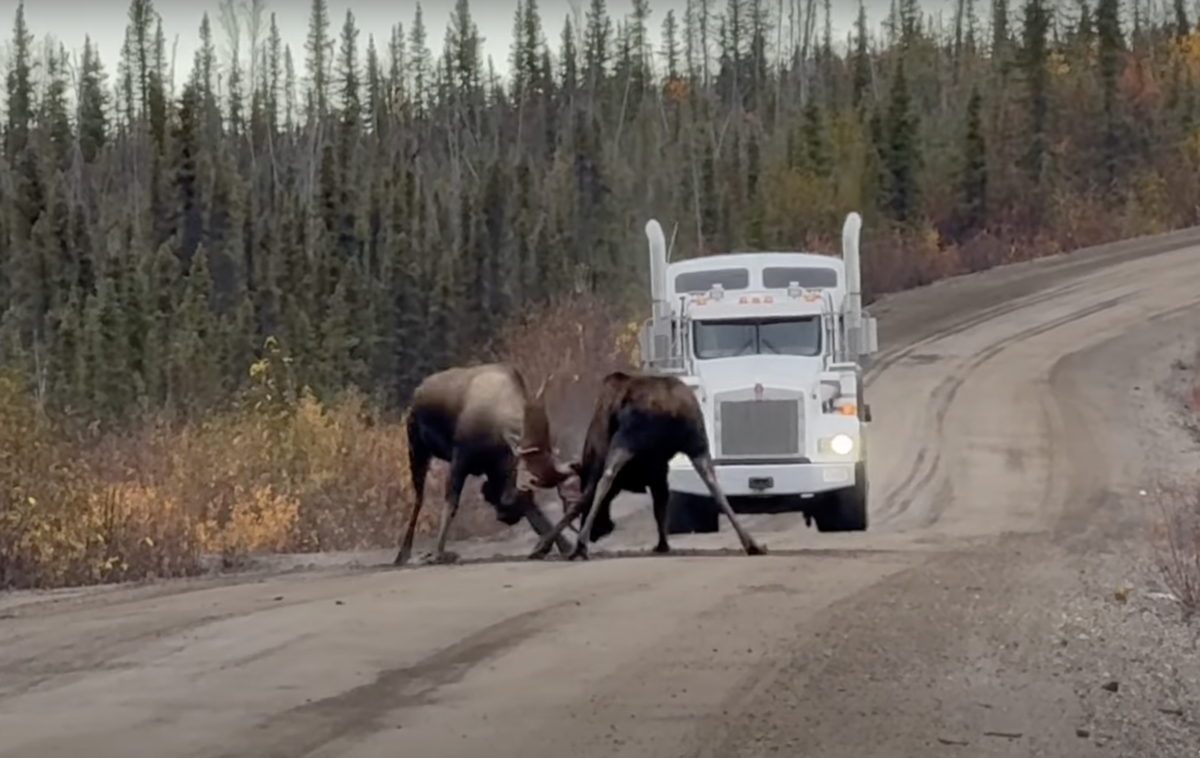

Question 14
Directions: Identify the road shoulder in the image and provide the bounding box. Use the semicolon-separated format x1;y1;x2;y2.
1048;305;1200;756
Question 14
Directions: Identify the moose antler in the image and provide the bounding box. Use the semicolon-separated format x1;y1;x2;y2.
533;371;555;400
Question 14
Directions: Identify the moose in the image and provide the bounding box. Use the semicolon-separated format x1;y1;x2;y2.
395;363;579;566
529;370;766;561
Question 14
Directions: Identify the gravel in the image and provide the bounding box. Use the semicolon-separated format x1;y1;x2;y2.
1049;342;1200;756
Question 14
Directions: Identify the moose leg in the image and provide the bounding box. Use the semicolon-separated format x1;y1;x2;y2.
529;469;599;560
570;446;634;561
528;497;588;560
428;454;470;564
690;453;766;556
649;475;671;554
522;501;575;556
555;483;582;535
395;426;432;566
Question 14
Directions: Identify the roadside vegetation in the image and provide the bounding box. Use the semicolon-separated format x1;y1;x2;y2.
4;0;1200;588
1150;481;1200;619
0;295;628;587
1151;353;1200;620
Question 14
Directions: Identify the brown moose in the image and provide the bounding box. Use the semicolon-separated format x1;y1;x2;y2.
396;363;578;566
528;370;766;560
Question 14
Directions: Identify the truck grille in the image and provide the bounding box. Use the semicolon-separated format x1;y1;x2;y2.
718;399;801;457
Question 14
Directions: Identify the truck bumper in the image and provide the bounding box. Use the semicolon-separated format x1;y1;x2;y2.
668;460;857;498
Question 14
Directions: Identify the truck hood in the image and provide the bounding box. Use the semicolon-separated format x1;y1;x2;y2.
691;356;824;397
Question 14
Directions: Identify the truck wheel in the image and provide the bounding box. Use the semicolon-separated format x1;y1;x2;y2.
814;462;869;532
666;492;721;535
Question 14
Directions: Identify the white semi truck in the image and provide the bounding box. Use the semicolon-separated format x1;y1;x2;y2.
637;213;878;534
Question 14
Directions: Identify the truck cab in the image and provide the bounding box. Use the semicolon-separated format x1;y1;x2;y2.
638;214;878;533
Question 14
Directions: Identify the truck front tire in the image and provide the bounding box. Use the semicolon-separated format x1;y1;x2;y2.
666;492;721;534
813;461;869;532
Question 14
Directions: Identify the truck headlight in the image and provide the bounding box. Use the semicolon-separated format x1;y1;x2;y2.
830;434;854;455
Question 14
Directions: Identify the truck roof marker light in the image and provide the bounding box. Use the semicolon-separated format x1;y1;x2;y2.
711;283;724;300
787;281;802;297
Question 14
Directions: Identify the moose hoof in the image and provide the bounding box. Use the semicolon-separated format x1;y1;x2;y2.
568;546;590;561
652;542;670;554
745;542;767;556
421;550;460;565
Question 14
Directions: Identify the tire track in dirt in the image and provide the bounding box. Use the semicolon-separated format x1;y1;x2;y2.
207;604;569;758
865;243;1200;531
865;282;1090;384
864;224;1200;373
872;295;1130;525
904;309;1200;535
0;593;351;700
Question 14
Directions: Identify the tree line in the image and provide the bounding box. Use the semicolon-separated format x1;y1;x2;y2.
2;0;1199;428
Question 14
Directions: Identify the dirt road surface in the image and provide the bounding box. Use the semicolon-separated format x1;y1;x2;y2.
5;231;1200;757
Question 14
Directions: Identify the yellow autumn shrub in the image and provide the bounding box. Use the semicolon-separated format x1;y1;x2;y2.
196;485;300;557
135;349;412;555
0;374;209;587
0;361;411;589
616;319;643;366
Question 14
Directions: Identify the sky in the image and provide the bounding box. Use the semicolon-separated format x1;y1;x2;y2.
0;0;959;87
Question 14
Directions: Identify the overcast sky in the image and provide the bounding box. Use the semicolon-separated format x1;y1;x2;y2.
3;0;958;86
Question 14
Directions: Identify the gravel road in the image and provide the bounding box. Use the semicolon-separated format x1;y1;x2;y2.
4;231;1200;757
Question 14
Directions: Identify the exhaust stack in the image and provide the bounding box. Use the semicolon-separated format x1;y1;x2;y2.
841;212;863;356
646;219;669;321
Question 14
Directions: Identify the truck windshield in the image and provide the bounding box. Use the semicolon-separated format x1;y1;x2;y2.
692;317;822;359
